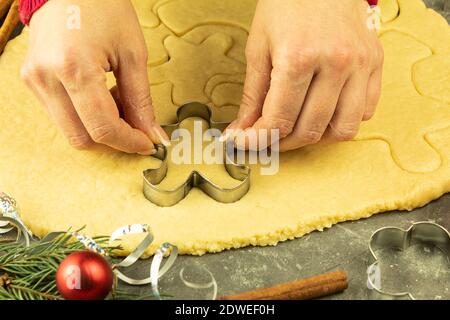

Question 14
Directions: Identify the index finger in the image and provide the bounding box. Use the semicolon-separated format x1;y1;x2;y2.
59;66;155;155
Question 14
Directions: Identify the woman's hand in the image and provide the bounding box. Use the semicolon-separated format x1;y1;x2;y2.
229;0;384;151
21;0;169;155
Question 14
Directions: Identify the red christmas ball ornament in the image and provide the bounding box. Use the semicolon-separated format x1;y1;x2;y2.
56;251;113;300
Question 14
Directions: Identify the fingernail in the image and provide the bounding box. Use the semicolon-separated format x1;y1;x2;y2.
161;138;171;147
155;129;171;147
139;148;157;156
219;131;231;142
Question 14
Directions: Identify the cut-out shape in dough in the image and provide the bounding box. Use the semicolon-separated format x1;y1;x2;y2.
379;0;400;23
208;105;239;124
413;55;450;103
381;0;450;102
141;24;174;66
357;31;450;173
382;0;450;51
211;83;244;108
182;25;248;63
131;0;160;28
149;34;245;105
152;0;173;15
157;0;257;35
205;74;245;100
150;82;179;125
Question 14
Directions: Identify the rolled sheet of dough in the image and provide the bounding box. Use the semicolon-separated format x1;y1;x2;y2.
0;0;449;256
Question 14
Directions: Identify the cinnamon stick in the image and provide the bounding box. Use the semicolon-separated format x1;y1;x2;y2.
0;0;19;55
0;0;13;20
219;270;348;300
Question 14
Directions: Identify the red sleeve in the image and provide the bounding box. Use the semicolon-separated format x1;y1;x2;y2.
19;0;379;27
18;0;48;26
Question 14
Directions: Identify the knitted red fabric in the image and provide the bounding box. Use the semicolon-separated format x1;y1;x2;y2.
18;0;48;25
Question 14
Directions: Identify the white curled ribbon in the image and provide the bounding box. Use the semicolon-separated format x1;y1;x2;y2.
150;242;178;299
0;192;33;246
72;231;106;256
108;224;178;294
179;266;218;300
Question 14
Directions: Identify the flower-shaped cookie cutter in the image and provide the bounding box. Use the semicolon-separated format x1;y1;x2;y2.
143;102;251;207
367;221;450;299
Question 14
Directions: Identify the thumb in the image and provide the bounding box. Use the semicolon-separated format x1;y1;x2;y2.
115;50;170;147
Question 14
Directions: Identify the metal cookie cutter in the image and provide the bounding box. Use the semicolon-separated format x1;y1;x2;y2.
143;102;251;207
367;221;450;299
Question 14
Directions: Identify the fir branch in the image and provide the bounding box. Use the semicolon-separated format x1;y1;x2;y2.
0;231;130;300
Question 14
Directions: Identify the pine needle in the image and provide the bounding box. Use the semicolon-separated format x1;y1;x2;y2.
0;231;155;300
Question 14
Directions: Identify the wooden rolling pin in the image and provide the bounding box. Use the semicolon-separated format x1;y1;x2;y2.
0;0;20;55
219;270;348;300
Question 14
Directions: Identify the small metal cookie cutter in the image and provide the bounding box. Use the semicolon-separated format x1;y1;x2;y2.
367;221;450;299
143;102;251;207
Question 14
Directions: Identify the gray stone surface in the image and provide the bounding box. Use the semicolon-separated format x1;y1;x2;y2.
119;194;450;300
2;1;449;300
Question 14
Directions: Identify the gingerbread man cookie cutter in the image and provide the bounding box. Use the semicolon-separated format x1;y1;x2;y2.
367;221;450;299
143;102;251;207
